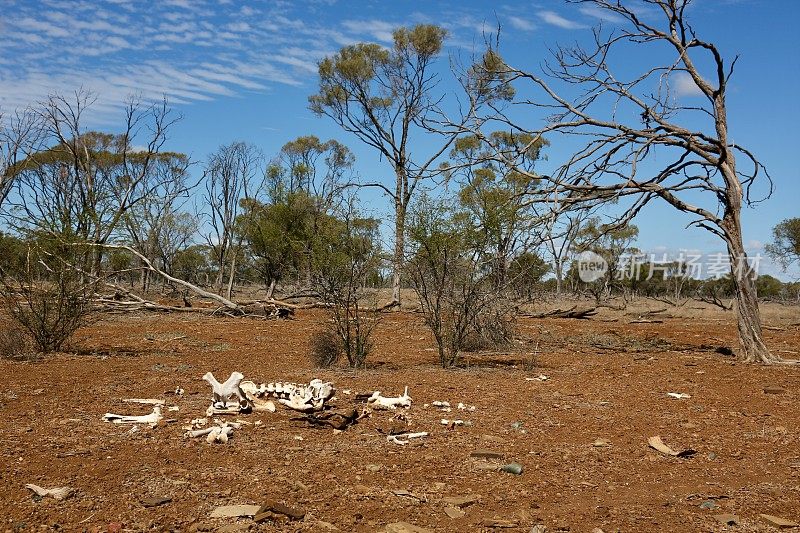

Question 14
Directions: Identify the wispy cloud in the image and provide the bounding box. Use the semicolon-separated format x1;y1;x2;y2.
508;16;535;31
341;19;396;43
539;10;589;30
0;2;536;125
578;5;625;23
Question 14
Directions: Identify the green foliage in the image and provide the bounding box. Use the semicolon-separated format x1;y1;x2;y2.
466;49;517;102
449;131;548;289
0;232;27;278
172;245;213;286
508;251;551;299
755;274;783;299
765;217;800;271
407;197;515;368
310;203;382;368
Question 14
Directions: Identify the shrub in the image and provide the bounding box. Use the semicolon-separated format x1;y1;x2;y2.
310;203;381;368
0;323;33;361
309;328;342;368
1;243;95;353
407;203;516;367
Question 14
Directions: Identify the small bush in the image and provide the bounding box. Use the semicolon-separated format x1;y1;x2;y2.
0;324;34;361
309;328;342;368
1;244;95;354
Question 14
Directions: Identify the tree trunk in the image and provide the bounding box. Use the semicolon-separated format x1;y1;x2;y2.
555;259;563;295
391;170;406;307
725;230;778;363
225;253;237;301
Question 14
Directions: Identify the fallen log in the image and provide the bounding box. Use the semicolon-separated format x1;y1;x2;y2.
522;305;598;319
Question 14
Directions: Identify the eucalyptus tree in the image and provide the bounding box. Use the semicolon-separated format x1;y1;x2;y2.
309;24;457;307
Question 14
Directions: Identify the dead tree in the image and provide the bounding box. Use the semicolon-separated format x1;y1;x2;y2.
8;90;180;276
203;142;261;297
466;0;785;364
0;107;41;210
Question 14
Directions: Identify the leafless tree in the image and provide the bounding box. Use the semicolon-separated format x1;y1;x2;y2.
8;90;180;275
465;0;784;363
541;208;589;295
122;153;194;291
0;107;42;209
203;141;262;297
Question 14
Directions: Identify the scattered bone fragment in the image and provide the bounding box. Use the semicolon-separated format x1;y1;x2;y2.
122;398;165;405
666;392;691;400
648;436;678;456
387;431;428;445
206;403;243;417
25;484;73;500
647;435;696;457
368;386;412;410
206;425;233;444
102;406;163;427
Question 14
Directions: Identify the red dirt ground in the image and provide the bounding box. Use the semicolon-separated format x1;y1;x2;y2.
1;304;799;532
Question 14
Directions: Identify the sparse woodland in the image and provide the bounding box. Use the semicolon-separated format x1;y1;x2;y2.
1;0;798;366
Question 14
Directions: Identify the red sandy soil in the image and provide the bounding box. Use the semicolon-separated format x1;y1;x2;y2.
1;304;799;532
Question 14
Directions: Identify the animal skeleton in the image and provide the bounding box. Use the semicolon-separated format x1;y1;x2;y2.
242;378;335;412
368;386;412;410
102;406;163;427
202;372;249;408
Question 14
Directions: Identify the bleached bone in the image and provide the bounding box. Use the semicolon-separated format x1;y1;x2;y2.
206;426;234;444
387;431;428;445
25;484;73;500
279;394;322;412
206;403;242;417
214;419;241;429
666;392;691;400
307;379;335;403
122;398;165;405
186;427;215;438
525;374;549;382
441;419;465;426
368;386;412;410
263;378;335;412
102;406;163;427
250;397;276;412
202;371;248;408
240;380;266;396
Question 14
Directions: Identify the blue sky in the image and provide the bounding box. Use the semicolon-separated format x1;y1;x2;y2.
2;0;799;279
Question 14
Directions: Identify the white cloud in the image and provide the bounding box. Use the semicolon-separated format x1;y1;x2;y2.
672;72;704;97
578;5;625;23
0;1;503;124
508;16;535;31
341;19;396;43
539;10;588;30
